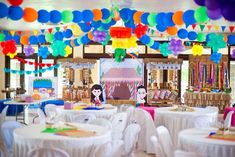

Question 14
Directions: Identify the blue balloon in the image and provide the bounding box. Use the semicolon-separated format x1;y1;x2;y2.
101;23;110;30
141;13;149;25
120;8;132;22
54;32;64;40
63;29;73;38
101;8;110;19
3;30;8;35
164;12;175;27
78;23;91;32
29;36;38;45
8;6;23;21
38;10;50;23
188;31;197;40
178;29;188;39
81;34;90;44
109;19;117;26
73;39;80;46
183;10;196;27
50;10;62;23
156;24;167;32
91;21;101;29
38;35;46;44
140;35;150;45
0;2;8;18
13;35;20;44
4;35;13;41
73;11;82;23
156;12;166;24
150;41;160;50
228;35;235;45
82;10;94;22
64;40;72;47
125;21;135;31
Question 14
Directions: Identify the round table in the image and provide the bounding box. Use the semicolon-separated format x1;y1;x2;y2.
56;105;117;120
178;128;235;157
13;123;111;157
154;107;218;145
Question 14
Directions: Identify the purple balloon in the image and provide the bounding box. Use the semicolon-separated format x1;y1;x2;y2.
205;0;220;10
221;3;235;21
194;0;206;6
207;8;222;20
232;49;235;59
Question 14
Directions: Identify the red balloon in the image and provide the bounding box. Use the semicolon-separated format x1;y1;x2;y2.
7;0;23;6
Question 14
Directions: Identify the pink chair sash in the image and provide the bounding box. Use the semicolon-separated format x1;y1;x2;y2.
224;107;235;126
140;106;156;120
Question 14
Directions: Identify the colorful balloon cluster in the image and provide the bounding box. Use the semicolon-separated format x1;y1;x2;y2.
92;30;108;42
112;36;137;49
159;43;172;57
24;45;35;56
0;40;17;58
210;52;222;64
206;33;226;52
192;44;203;56
168;39;185;56
194;0;235;21
114;48;126;63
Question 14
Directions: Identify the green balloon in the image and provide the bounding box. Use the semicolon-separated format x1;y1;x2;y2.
62;10;73;23
0;33;5;42
77;37;82;44
194;7;209;23
147;38;154;47
197;33;206;42
147;13;157;27
45;33;54;43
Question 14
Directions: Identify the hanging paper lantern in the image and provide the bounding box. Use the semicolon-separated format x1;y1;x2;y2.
194;7;209;23
50;10;62;23
38;10;50;23
51;40;66;57
72;10;82;23
92;9;102;21
192;44;203;56
45;33;54;43
166;26;178;36
168;39;185;56
20;35;29;45
0;2;9;18
8;6;24;21
7;0;23;6
206;33;226;52
210;52;222;64
160;42;172;57
197;32;206;42
183;10;196;27
62;10;73;23
38;46;50;59
114;48;126;63
82;10;94;22
23;8;38;22
24;45;35;56
177;29;188;39
172;11;184;25
134;24;148;39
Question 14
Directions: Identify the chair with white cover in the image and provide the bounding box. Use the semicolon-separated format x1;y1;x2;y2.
34;108;46;124
67;114;96;123
150;136;165;157
119;104;132;112
122;123;141;157
27;147;70;157
1;121;22;157
45;104;57;117
224;111;234;128
110;112;128;140
125;106;135;124
88;118;112;129
0;106;8;124
156;126;174;157
133;108;156;154
174;150;204;157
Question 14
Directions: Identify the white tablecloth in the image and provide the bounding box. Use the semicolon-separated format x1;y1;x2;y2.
178;128;235;157
13;123;111;157
154;107;218;145
56;105;117;120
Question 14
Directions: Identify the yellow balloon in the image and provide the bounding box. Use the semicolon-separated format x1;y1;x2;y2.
192;45;203;56
71;24;82;36
64;46;72;57
7;52;17;59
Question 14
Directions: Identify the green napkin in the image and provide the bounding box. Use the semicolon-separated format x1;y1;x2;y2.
42;128;73;133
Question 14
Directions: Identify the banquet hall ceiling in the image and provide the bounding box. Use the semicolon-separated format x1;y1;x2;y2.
0;0;234;32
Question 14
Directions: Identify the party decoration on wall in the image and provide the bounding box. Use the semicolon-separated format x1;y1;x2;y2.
51;40;66;57
210;52;222;64
206;33;226;52
0;40;17;58
194;6;209;23
112;36;137;49
24;45;35;56
114;48;126;63
64;46;72;57
38;46;50;59
7;0;23;6
134;24;148;39
197;32;206;42
110;27;132;38
0;33;5;42
8;6;24;20
0;3;9;18
159;42;172;57
23;8;38;22
61;10;73;23
183;10;196;27
92;30;108;42
14;56;55;67
231;49;235;59
192;44;203;56
168;39;185;56
172;11;184;25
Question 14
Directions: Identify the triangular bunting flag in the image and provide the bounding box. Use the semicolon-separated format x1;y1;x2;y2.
214;25;219;31
41;29;45;33
33;30;38;36
221;26;226;32
207;25;212;31
199;25;205;31
55;27;60;32
192;24;197;30
229;26;234;33
151;29;154;35
9;30;15;36
48;28;53;33
17;31;22;36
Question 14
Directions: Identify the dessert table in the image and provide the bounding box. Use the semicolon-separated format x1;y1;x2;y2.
178;127;235;157
56;104;117;121
13;123;111;157
154;107;218;145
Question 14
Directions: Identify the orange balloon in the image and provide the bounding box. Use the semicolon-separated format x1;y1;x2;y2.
88;31;93;40
224;35;228;42
92;9;102;21
172;11;184;25
133;11;143;24
166;26;178;36
23;8;38;22
20;35;29;45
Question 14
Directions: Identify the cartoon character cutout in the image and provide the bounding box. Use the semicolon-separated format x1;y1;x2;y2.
136;85;147;107
91;84;104;106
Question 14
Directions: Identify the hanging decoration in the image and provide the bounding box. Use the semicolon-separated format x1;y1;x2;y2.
110;27;132;38
192;44;203;56
92;30;108;42
168;39;185;56
51;40;66;57
206;33;226;52
38;46;50;59
114;48;126;63
64;46;72;57
112;36;137;49
159;42;172;57
0;40;17;58
210;52;222;64
24;45;35;56
14;56;55;67
134;24;148;39
231;49;235;59
4;64;60;75
7;0;23;6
